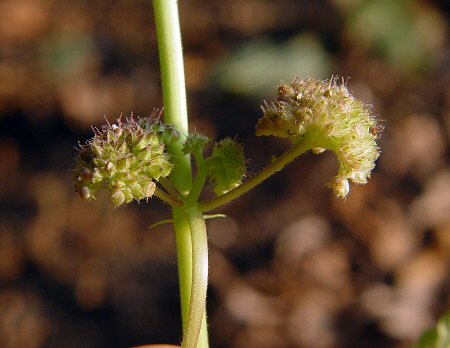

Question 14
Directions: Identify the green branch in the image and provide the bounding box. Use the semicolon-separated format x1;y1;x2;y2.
154;186;183;207
200;138;315;212
186;151;209;205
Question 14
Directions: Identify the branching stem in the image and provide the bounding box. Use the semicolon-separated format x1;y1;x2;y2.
183;209;209;348
186;152;209;205
153;1;209;347
200;138;316;212
154;186;183;207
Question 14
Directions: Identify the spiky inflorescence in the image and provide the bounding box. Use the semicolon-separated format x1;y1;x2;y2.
256;77;381;198
73;115;173;207
208;138;246;196
182;133;211;156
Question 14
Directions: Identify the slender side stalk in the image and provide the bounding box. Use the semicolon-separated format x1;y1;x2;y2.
159;177;182;200
154;187;183;207
200;138;315;212
186;152;208;205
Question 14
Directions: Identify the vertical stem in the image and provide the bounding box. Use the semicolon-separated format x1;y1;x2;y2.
172;207;192;331
153;0;191;195
152;1;209;347
185;209;209;348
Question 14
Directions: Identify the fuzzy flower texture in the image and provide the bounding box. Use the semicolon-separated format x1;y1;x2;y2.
73;116;172;207
256;77;381;198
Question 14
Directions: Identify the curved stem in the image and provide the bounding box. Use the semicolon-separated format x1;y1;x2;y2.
183;208;209;348
186;152;209;205
200;139;313;212
159;176;182;199
154;186;183;207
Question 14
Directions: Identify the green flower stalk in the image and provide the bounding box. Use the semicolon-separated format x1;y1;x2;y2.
73;115;173;207
256;77;381;198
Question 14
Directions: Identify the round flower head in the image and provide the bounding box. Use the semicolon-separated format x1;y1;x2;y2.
208;138;246;196
73;115;173;207
256;77;381;198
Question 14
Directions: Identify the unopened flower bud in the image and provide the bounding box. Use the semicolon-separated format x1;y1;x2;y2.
329;177;350;199
110;189;126;207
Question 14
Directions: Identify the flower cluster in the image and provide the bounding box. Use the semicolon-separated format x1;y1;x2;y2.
73;116;173;207
208;138;246;196
256;77;380;198
136;114;180;146
182;133;211;156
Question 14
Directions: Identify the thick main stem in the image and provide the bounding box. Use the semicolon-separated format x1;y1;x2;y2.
153;0;191;196
172;207;192;331
152;1;209;347
184;209;209;348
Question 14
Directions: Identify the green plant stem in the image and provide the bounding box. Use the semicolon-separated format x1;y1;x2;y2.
200;139;314;212
186;152;209;205
172;206;209;348
153;1;209;347
154;186;182;207
153;0;191;196
159;176;182;199
172;207;193;331
184;208;209;348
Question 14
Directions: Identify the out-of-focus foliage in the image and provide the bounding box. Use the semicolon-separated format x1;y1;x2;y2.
213;34;332;96
414;312;450;348
332;0;447;74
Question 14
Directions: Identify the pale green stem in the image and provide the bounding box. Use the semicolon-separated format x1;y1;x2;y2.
152;1;209;347
159;176;182;200
172;207;209;348
172;207;192;331
154;186;182;207
153;0;191;196
200;138;314;212
186;151;209;205
184;208;209;348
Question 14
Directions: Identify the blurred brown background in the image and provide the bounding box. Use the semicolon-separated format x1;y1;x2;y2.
0;0;449;347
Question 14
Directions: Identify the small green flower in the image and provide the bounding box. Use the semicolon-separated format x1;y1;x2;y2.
207;138;246;196
182;133;211;155
73;115;173;207
136;111;180;146
256;77;381;198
